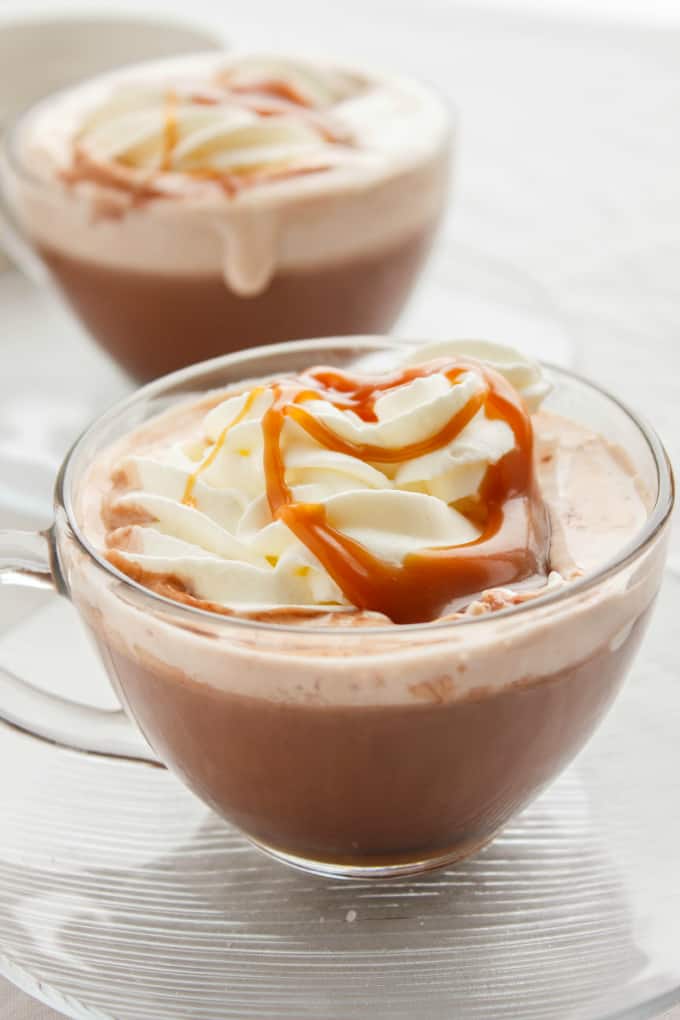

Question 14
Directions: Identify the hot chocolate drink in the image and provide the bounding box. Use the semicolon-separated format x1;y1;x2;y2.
3;54;451;380
65;338;663;874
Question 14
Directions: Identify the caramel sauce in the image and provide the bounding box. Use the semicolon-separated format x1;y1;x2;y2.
63;148;321;211
63;76;350;202
171;359;543;624
227;77;314;108
104;360;547;622
160;91;179;171
288;388;484;464
60;147;168;206
182;387;263;506
187;90;222;106
234;94;352;144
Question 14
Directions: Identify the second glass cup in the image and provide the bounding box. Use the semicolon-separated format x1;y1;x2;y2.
0;51;452;381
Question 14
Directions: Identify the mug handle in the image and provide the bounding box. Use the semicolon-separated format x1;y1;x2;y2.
0;527;158;763
0;148;49;284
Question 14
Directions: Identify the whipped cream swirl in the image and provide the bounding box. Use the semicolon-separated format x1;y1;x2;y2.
107;341;549;614
72;56;367;189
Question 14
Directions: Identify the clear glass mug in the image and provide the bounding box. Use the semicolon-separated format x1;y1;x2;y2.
0;62;452;382
0;338;674;879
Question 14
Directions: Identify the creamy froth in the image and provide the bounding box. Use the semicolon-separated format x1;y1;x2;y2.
68;56;369;195
68;337;661;714
96;341;552;621
9;52;451;296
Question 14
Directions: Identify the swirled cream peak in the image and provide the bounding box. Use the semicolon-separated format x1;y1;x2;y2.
24;53;450;200
104;341;550;622
71;55;363;191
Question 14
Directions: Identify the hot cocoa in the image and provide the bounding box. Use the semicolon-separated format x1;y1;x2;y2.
66;339;662;874
4;54;451;379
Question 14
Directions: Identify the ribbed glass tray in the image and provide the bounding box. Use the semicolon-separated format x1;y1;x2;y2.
1;566;679;1020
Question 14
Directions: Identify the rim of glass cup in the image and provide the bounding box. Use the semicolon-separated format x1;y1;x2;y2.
54;336;675;637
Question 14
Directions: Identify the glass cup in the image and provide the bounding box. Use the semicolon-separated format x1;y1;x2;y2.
0;338;673;879
0;58;452;382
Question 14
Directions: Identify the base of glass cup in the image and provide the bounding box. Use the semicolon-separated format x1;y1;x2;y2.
247;829;500;880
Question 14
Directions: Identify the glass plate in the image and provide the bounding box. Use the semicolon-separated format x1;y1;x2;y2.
3;263;675;1020
0;570;679;1020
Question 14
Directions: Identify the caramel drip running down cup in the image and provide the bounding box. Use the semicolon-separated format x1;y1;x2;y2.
182;359;549;624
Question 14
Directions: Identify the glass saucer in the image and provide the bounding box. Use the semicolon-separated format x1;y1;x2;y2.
0;260;670;1019
0;570;678;1020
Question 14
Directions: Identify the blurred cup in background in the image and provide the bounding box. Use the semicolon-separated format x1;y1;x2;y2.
0;13;223;271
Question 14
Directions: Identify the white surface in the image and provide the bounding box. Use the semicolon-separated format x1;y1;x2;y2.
469;0;680;24
2;0;680;27
1;0;680;1016
0;13;220;128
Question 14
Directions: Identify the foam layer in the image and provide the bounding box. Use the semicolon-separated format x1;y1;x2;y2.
97;341;549;617
65;495;663;708
65;353;660;712
63;339;658;707
8;52;452;295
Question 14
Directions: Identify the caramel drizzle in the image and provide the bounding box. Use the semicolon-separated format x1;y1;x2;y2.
160;91;179;171
65;74;350;202
234;94;351;144
182;387;263;506
287;387;484;464
59;147;168;207
227;77;314;108
181;361;547;623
